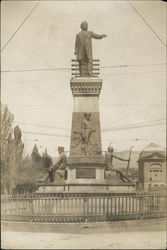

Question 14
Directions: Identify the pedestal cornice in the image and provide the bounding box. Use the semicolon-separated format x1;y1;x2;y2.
70;77;102;96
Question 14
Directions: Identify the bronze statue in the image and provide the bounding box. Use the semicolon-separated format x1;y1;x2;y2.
81;113;92;145
75;21;107;76
81;113;96;155
105;144;132;183
72;113;96;156
38;146;67;183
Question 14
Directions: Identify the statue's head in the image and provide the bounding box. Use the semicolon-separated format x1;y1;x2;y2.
108;143;114;153
58;146;64;154
80;21;88;31
84;112;91;120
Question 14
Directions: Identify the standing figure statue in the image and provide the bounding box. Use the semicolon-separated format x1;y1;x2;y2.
81;113;92;145
81;113;95;155
105;144;132;183
75;21;107;76
38;146;67;183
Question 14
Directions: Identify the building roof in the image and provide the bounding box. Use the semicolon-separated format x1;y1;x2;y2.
138;143;166;161
142;143;165;152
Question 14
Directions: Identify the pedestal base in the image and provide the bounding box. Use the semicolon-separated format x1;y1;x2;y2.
36;183;135;193
67;156;106;184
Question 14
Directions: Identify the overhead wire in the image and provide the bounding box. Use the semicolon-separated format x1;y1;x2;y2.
1;1;40;52
15;118;165;131
102;121;166;133
102;101;165;127
1;63;166;73
14;121;70;131
128;1;166;47
102;127;166;142
22;131;70;138
21;118;166;138
139;128;166;140
10;104;72;107
103;70;165;76
101;63;166;68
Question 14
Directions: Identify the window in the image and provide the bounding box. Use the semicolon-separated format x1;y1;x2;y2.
149;163;162;170
149;177;152;181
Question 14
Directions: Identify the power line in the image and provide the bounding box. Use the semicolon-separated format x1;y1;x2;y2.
102;122;166;133
128;1;166;47
21;119;165;138
1;68;70;73
139;128;166;140
15;118;165;131
103;101;165;127
22;131;70;138
1;1;40;52
1;69;165;80
102;63;166;68
9;104;72;107
14;121;70;131
102;119;166;132
1;76;69;85
1;70;165;85
1;63;166;73
103;70;165;76
4;102;164;107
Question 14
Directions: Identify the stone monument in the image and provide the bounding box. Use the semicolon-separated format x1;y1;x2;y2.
66;21;107;185
37;21;135;193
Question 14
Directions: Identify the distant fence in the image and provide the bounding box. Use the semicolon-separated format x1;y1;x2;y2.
1;192;166;223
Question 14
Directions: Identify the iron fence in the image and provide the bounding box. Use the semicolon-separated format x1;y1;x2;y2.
1;192;166;223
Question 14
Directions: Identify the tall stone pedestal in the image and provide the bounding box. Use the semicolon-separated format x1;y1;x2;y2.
37;75;135;193
67;76;105;184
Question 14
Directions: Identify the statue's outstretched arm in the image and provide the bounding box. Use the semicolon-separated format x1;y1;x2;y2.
111;153;129;162
91;31;107;39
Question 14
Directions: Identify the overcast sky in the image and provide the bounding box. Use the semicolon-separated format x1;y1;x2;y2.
1;0;166;157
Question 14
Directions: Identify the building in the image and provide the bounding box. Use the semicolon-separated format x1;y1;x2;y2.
137;143;166;191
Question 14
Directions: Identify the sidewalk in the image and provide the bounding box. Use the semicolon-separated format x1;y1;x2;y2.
1;219;166;249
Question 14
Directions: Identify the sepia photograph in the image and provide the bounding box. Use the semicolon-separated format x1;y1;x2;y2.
1;0;166;249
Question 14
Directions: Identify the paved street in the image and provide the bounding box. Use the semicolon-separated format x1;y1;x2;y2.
1;219;166;249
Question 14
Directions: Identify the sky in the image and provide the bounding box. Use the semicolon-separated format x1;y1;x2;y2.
1;0;166;157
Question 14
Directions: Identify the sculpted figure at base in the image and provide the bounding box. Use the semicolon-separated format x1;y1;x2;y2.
81;113;93;155
75;21;107;76
105;144;132;183
38;146;67;183
72;113;100;156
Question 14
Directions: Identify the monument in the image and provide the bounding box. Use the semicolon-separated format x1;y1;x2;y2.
67;21;107;186
37;21;135;192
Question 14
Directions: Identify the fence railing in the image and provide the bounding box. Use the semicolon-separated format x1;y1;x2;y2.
71;59;100;77
1;192;166;223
